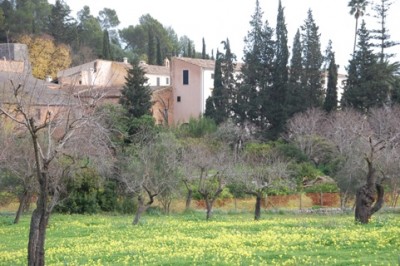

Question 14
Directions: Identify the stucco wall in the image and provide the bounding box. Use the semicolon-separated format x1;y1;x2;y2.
172;59;204;124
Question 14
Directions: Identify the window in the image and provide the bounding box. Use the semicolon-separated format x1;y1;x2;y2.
166;77;169;84
157;77;160;86
183;70;189;85
177;96;181;102
211;73;214;79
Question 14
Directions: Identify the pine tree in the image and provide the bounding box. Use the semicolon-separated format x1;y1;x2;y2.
47;0;76;44
119;61;152;118
102;29;112;60
323;51;338;112
370;0;399;62
341;20;389;111
301;9;324;109
287;29;304;116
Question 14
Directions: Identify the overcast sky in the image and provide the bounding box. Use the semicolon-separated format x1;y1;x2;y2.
56;0;400;73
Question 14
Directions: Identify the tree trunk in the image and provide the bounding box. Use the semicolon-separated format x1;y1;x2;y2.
355;183;384;224
185;189;192;210
205;199;214;220
14;190;29;224
355;154;385;224
254;195;262;221
133;196;147;225
133;192;156;225
27;172;49;266
339;191;349;210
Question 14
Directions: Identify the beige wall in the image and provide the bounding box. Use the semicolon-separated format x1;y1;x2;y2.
0;61;24;73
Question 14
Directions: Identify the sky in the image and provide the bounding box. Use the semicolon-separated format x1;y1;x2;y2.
54;0;400;73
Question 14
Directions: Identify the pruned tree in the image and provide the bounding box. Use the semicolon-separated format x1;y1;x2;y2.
355;137;386;223
235;144;292;220
182;138;234;220
120;132;181;225
323;109;371;209
0;127;37;224
0;73;112;266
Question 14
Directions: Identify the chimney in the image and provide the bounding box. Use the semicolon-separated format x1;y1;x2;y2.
164;58;170;68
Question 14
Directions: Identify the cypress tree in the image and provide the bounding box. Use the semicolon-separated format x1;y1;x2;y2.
187;41;192;58
323;51;338;112
202;37;207;59
147;30;156;65
102;29;112;60
119;61;152;118
301;9;324;109
257;20;276;135
234;0;264;126
266;0;289;139
287;29;304;116
205;50;225;124
221;38;237;116
156;37;163;65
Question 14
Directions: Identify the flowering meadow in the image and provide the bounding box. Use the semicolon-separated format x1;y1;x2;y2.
0;212;399;265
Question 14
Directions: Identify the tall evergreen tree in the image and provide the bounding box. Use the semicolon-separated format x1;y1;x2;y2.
46;0;76;44
205;40;237;125
370;0;399;62
221;38;237;114
187;41;192;58
323;51;338;112
300;9;324;109
205;50;225;124
257;20;276;135
287;29;305;116
202;37;207;59
156;37;163;65
266;0;289;139
234;0;264;126
119;61;152;118
102;29;112;60
147;29;156;64
341;20;389;111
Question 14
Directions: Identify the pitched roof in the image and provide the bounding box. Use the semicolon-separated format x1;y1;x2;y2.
173;57;244;72
173;57;215;70
0;72;70;106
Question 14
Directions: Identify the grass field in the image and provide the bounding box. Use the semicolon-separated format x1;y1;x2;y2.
0;210;399;265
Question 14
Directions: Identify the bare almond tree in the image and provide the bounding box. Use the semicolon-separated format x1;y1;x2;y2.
120;132;181;225
0;129;37;224
235;146;292;220
323;109;371;209
0;73;112;266
182;138;234;220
